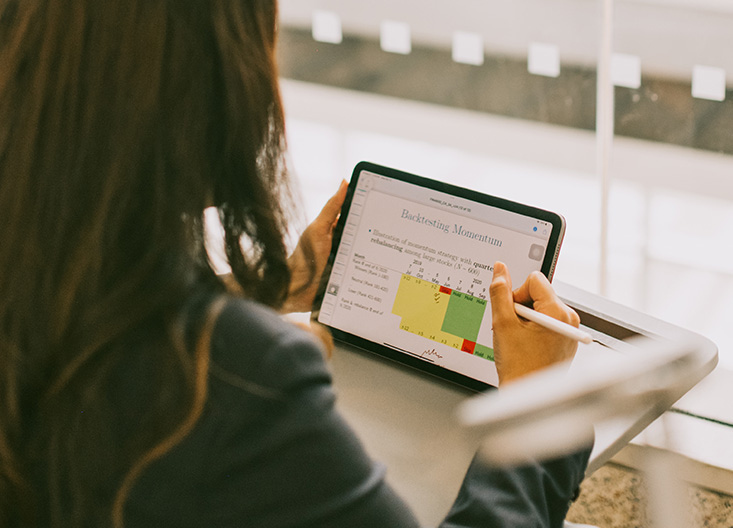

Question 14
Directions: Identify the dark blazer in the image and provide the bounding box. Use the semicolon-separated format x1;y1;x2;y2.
126;298;590;527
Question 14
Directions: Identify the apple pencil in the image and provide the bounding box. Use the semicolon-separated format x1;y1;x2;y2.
514;302;593;345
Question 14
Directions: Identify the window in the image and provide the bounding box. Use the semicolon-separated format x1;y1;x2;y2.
278;0;733;372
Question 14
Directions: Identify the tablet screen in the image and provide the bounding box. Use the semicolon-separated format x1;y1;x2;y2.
315;162;565;390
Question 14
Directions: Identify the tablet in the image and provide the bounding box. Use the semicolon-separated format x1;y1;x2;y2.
313;162;566;391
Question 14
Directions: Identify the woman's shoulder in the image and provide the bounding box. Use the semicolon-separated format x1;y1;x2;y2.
124;297;338;525
206;296;331;397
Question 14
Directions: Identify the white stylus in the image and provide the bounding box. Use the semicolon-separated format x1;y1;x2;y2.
513;302;593;344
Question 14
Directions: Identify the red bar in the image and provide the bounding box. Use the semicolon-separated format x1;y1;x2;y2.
439;286;452;295
461;339;476;354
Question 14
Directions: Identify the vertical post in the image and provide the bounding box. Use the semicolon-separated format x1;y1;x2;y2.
644;413;690;528
641;186;652;311
597;0;614;296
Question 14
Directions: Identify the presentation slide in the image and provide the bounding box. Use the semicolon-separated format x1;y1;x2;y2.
318;171;552;386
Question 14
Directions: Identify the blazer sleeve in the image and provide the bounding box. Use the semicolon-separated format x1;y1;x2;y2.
440;448;592;528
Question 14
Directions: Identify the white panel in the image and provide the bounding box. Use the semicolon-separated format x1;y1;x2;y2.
691;65;726;101
452;31;484;66
528;42;561;78
380;20;412;55
312;10;343;44
282;1;733;81
611;53;642;89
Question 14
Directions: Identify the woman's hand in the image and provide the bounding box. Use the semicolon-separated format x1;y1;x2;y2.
282;181;348;313
489;261;580;386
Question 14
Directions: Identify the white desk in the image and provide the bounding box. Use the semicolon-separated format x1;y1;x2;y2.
328;280;718;527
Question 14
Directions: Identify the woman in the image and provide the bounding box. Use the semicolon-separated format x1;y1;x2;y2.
0;1;588;526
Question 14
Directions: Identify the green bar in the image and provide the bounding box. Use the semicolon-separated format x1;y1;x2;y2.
474;344;494;362
441;291;486;342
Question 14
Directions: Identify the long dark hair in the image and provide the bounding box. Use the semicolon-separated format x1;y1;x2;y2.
0;1;293;526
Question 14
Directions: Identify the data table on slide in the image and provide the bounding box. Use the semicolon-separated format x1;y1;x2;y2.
392;274;494;361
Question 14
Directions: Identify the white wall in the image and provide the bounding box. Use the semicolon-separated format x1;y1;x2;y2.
279;0;733;81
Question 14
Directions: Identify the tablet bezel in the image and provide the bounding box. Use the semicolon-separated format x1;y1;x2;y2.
312;161;566;392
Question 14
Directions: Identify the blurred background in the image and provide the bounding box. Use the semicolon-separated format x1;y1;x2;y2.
277;0;733;370
275;2;733;525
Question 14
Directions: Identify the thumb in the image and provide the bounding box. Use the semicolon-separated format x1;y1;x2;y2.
489;261;515;328
315;180;347;228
